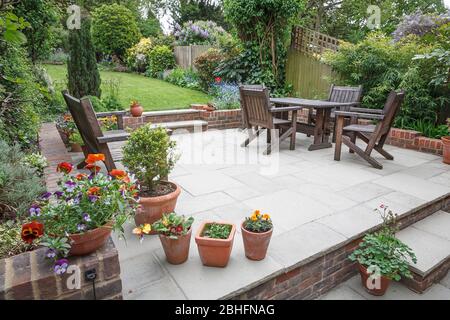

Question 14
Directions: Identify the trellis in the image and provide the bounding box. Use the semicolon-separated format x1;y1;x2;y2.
291;26;340;55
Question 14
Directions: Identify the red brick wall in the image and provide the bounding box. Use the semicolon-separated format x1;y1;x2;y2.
199;109;243;129
387;128;443;155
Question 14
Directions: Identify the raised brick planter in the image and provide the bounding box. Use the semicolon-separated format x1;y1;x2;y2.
387;128;443;155
0;123;124;300
0;239;122;300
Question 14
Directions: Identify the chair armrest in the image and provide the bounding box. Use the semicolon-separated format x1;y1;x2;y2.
335;110;384;120
349;107;383;114
269;106;303;112
97;131;130;143
96;111;127;130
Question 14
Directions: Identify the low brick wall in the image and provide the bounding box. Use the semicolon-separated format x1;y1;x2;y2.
387;128;443;155
230;195;450;300
0;239;122;300
200;109;243;129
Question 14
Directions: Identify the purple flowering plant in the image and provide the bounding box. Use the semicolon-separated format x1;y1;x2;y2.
25;155;139;273
174;20;230;46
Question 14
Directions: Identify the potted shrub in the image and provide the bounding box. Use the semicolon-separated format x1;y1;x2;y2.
122;124;180;229
195;221;236;267
134;212;194;264
442;136;450;164
129;99;144;117
68;131;84;152
241;210;273;261
20;154;138;274
349;205;417;296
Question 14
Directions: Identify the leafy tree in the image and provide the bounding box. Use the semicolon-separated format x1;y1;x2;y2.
67;13;101;98
223;0;304;90
139;10;162;37
91;3;141;59
172;0;228;29
300;0;446;42
13;0;60;63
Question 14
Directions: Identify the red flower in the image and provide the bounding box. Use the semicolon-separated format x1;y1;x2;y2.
110;169;127;180
76;173;88;180
87;186;101;196
21;221;44;244
176;225;183;233
85;164;101;173
86;153;105;164
57;162;73;174
214;77;222;83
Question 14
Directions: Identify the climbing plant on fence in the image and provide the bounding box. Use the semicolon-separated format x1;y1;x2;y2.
223;0;305;91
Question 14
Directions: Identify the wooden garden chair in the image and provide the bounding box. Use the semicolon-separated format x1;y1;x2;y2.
307;84;363;141
62;90;130;171
239;85;301;155
334;90;405;169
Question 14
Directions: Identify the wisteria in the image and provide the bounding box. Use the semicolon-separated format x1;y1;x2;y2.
392;10;450;42
174;20;230;46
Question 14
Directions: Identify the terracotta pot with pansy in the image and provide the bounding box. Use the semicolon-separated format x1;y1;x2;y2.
241;210;273;261
21;154;139;274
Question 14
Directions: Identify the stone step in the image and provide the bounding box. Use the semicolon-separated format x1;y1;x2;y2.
141;109;200;117
397;210;450;293
156;120;208;133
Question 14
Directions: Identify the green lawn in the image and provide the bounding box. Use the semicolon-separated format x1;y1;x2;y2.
44;64;211;111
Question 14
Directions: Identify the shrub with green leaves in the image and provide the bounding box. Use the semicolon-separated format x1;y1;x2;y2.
0;220;37;259
122;125;178;192
0;142;46;220
92;4;141;59
201;223;232;239
146;45;175;78
126;37;153;72
152;212;194;239
22;152;48;177
349;205;417;281
194;48;224;90
165;67;202;90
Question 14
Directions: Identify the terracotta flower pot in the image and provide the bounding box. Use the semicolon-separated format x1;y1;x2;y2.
69;143;83;153
159;228;192;265
195;221;236;268
442;136;450;165
130;104;144;117
241;222;273;261
68;222;113;256
134;182;181;233
358;263;391;296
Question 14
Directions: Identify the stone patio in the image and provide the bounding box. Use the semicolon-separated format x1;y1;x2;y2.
70;128;450;300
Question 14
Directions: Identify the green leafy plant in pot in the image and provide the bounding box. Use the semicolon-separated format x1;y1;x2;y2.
241;210;273;261
122;124;180;230
349;205;417;296
134;212;194;264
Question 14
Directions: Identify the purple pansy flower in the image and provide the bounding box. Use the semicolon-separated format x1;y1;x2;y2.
82;213;91;222
46;248;56;259
29;204;41;217
64;180;76;192
88;195;98;203
54;191;64;198
40;192;52;200
77;224;86;232
54;259;69;275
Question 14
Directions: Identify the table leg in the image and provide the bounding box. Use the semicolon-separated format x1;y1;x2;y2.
308;108;333;151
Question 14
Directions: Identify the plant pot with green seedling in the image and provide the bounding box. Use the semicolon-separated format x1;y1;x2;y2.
349;205;417;296
122;124;180;230
195;221;236;267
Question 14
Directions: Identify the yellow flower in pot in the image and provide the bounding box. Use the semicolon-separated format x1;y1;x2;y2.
241;210;273;261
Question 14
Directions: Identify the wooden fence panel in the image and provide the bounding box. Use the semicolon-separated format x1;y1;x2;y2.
174;45;212;70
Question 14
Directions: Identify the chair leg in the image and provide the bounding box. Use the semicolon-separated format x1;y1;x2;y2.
241;127;260;147
358;133;394;160
307;108;313;137
349;132;356;153
342;136;383;169
267;129;271;144
334;116;344;161
99;144;116;172
290;110;297;150
264;128;292;155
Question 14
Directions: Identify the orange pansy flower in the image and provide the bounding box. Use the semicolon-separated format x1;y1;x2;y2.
87;186;101;196
76;173;88;180
110;169;127;179
86;153;106;164
85;164;101;173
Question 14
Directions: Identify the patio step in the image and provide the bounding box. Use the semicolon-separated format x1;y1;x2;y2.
397;210;450;293
156;120;208;133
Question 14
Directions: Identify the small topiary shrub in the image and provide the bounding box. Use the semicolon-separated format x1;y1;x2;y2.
146;45;175;78
126;37;153;72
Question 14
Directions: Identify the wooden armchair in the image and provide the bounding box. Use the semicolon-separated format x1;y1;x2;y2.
62;90;131;171
239;85;301;155
334;90;405;169
308;84;363;140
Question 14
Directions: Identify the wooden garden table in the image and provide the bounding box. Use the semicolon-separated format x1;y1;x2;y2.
270;97;358;151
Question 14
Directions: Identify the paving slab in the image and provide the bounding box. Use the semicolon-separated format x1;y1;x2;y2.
441;272;450;289
337;182;393;203
428;171;450;188
343;275;450;300
396;227;450;276
373;173;449;201
268;222;346;268
412;211;450;241
175;192;236;216
173;172;244;196
318;283;366;300
317;206;383;239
